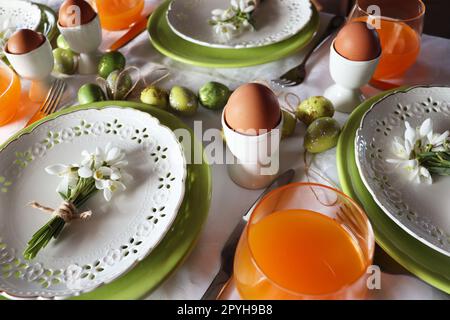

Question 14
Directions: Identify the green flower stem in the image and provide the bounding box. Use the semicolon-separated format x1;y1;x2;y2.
418;151;450;176
23;216;65;260
23;177;98;260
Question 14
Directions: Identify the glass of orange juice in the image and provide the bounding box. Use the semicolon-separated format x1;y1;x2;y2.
0;60;21;126
96;0;145;31
350;0;425;89
234;183;375;300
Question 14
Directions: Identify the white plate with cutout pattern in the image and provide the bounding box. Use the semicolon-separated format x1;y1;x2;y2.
166;0;313;49
0;0;42;33
0;107;186;299
355;86;450;257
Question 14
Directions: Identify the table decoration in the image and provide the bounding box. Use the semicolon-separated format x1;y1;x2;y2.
337;88;450;294
97;51;126;79
324;22;381;113
198;82;231;111
23;144;132;260
0;2;57;63
4;29;55;103
222;83;283;189
148;0;319;68
0;106;187;299
98;67;140;101
77;51;145;103
209;0;260;41
304;117;340;154
168;86;199;116
53;46;77;75
140;85;169;109
57;0;102;74
355;86;450;257
167;0;312;49
385;119;450;184
295;96;334;125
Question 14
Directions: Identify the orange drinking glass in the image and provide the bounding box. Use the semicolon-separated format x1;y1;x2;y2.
96;0;144;31
0;61;21;126
234;183;375;300
350;0;425;89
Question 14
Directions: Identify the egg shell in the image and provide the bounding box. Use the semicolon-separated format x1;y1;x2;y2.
59;0;96;27
224;83;281;136
334;21;381;61
6;29;45;55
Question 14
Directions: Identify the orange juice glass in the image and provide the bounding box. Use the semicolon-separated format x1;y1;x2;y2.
234;183;375;300
0;61;21;126
350;0;425;89
96;0;144;31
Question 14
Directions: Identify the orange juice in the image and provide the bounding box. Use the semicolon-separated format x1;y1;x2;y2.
355;17;420;84
0;65;21;126
235;209;367;299
96;0;144;31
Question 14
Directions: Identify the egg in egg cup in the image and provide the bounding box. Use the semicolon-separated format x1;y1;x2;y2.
222;111;283;190
4;36;55;103
324;40;381;113
57;15;102;75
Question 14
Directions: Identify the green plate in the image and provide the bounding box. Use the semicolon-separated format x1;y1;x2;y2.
147;0;320;68
337;88;450;294
0;101;212;300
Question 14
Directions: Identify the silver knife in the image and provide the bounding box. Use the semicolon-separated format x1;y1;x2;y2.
201;169;295;300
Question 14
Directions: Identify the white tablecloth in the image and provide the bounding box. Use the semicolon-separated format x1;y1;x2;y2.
1;0;449;300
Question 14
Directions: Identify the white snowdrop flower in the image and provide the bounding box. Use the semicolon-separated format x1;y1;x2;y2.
211;9;224;16
45;164;79;194
418;118;433;139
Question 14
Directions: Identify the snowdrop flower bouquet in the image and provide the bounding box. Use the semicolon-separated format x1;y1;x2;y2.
386;119;450;184
209;0;261;40
24;144;131;260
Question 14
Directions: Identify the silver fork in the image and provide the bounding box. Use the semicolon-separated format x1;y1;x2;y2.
271;16;346;88
26;79;66;126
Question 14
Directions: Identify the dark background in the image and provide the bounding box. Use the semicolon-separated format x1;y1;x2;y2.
316;0;450;38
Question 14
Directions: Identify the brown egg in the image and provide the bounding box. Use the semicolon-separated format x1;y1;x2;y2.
334;21;381;61
225;83;281;135
6;29;45;55
59;0;96;27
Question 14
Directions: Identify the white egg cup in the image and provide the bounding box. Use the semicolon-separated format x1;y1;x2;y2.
222;110;283;190
58;15;102;75
5;38;54;103
324;41;380;113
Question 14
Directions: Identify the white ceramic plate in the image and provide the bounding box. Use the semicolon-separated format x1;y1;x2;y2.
0;0;42;32
0;107;186;299
355;86;450;257
166;0;313;49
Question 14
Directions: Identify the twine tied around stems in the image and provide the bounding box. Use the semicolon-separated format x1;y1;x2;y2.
28;201;92;223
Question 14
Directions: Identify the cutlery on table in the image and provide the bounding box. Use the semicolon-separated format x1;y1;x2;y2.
26;79;66;126
107;14;152;51
271;15;346;88
201;169;296;300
